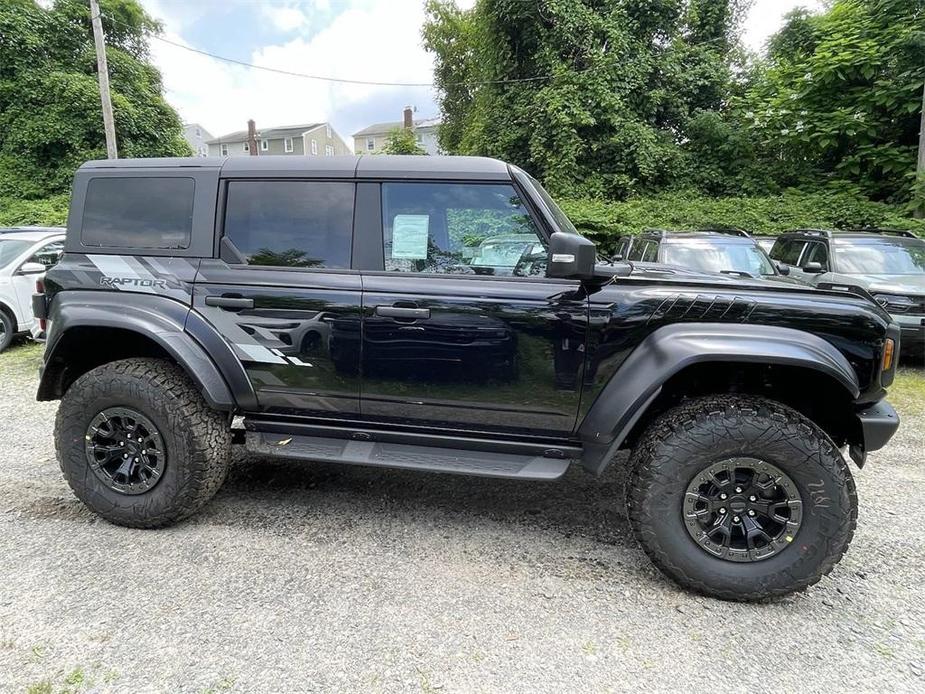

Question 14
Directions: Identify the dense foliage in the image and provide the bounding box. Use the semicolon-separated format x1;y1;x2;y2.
424;0;925;216
0;0;190;203
379;127;428;155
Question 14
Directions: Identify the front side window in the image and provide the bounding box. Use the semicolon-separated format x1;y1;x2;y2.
223;181;354;268
770;239;805;266
662;240;776;276
800;242;829;270
834;239;925;275
381;183;545;276
641;242;659;262
81;177;194;249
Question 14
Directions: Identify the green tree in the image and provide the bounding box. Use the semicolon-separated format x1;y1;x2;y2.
423;0;750;198
735;0;925;205
379;127;427;155
0;0;190;202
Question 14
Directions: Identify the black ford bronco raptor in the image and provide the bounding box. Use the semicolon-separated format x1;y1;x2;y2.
34;155;901;601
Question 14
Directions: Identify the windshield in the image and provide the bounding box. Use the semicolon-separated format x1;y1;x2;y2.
525;174;579;235
833;239;925;275
0;239;32;269
662;240;776;277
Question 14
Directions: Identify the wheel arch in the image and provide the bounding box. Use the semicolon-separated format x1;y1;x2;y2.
0;299;18;332
37;292;253;411
578;323;861;474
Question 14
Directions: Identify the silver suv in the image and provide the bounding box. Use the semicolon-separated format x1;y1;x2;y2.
769;229;925;359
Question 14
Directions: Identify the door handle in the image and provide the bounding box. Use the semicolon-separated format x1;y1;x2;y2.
205;295;254;310
375;306;431;320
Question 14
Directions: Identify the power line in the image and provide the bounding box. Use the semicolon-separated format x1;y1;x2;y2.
101;12;557;89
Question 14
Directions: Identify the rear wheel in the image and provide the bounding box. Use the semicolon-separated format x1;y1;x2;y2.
55;358;231;528
0;310;13;352
626;395;857;601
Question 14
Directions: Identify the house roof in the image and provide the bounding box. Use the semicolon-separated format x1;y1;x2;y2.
353;117;441;137
205;122;325;144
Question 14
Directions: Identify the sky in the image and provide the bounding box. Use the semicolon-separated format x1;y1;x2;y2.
138;0;825;150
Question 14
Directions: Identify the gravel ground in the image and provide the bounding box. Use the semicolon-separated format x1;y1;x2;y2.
1;340;923;693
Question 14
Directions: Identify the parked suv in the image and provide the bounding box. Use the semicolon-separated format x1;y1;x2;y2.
0;228;65;351
35;156;900;601
616;229;791;281
769;229;925;359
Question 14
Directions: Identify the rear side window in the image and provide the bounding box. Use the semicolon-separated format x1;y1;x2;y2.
223;181;354;268
81;177;194;249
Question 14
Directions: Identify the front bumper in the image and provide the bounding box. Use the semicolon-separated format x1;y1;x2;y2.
893;314;924;358
848;400;900;466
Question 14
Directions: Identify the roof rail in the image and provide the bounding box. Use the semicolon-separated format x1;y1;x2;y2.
788;228;833;238
847;228;917;238
696;227;751;238
640;228;669;237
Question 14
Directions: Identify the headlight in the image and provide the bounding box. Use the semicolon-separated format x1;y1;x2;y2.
873;294;915;312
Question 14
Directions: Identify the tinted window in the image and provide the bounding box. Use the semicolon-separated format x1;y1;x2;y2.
0;239;31;269
641;241;659;262
771;239;806;265
82;177;194;249
626;239;648;261
801;242;829;270
29;240;64;268
223;181;354;268
381;183;545;276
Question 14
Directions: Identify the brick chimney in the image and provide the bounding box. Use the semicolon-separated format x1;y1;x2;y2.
247;119;258;156
402;106;413;130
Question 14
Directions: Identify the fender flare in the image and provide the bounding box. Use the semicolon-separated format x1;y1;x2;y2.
38;291;256;411
577;323;860;474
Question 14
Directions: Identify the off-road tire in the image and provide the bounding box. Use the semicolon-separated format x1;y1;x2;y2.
626;395;857;601
55;358;231;528
0;309;13;352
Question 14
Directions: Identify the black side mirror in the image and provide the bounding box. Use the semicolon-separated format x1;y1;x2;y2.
546;232;597;280
775;262;790;275
803;261;825;274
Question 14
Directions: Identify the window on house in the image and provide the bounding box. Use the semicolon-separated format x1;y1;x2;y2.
260;139;269;151
326;124;331;138
222;181;354;269
366;138;375;151
195;127;201;137
380;183;545;276
311;139;318;155
220;144;228;156
325;145;334;156
243;142;249;152
284;137;294;153
81;177;194;249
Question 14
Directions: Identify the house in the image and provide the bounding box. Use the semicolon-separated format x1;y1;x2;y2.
352;107;441;155
206;122;350;157
183;123;213;157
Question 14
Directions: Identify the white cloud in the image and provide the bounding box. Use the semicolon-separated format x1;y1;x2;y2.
262;5;309;33
146;0;436;149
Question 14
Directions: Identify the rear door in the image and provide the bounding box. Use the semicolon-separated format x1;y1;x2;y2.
194;179;363;417
356;180;589;438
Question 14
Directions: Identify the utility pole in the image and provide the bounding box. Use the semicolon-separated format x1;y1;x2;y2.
916;76;925;218
89;0;118;159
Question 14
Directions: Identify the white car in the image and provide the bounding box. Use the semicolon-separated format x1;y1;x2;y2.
0;228;65;352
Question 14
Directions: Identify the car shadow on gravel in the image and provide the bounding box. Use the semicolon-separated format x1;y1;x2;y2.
206;448;636;548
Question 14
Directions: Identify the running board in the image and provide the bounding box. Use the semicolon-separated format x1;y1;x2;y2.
245;431;571;481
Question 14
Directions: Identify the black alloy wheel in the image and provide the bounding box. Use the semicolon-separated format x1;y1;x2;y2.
683;458;803;562
85;407;166;495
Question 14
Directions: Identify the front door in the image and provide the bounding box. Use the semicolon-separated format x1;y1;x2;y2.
360;181;589;438
194;179;362;417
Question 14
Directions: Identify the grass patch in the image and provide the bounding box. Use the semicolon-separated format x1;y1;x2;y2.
0;339;43;375
890;368;925;417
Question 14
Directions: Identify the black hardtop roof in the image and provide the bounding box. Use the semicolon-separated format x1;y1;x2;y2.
78;155;512;180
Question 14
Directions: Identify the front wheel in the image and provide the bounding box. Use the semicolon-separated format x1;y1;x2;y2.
626;395;857;601
55;358;231;528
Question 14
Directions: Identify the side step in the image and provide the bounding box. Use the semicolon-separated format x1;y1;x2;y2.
245;431;571;481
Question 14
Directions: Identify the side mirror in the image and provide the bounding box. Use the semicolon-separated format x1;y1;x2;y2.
18;262;46;275
546;232;597;280
803;261;825;274
775;262;790;275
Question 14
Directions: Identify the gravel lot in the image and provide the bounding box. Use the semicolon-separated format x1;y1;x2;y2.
1;340;923;693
